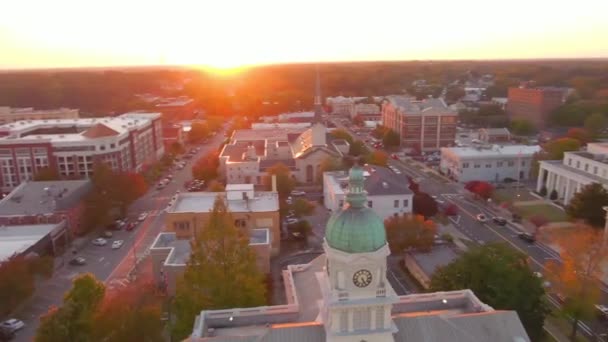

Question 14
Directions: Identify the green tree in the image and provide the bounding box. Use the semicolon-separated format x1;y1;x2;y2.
330;128;354;144
33;167;60;181
317;157;345;183
188;122;210;143
584;112;607;138
348;140;368;157
384;214;436;253
287;220;313;240
566;127;591;144
191;151;220;182
382;129;400;149
35;273;105;342
429;244;549;341
510;119;536;136
291;198;315;217
566;182;608;227
265;163;295;198
172;196;266;340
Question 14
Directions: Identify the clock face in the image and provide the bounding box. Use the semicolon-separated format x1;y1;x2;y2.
353;269;373;288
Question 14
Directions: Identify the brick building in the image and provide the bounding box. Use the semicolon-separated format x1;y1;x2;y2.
506;87;565;128
0;180;92;236
381;96;457;152
0;112;163;192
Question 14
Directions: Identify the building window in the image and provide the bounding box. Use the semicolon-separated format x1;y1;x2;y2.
576;161;580;168
403;199;409;207
568;158;572;166
234;219;247;228
462;162;469;168
174;221;190;231
368;200;373;208
100;145;105;151
521;160;526;166
473;164;480;169
508;161;514;167
485;164;491;168
594;166;598;175
394;200;399;208
497;161;503;167
585;164;589;172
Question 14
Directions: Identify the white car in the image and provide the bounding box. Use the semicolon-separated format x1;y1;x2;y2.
112;240;124;249
0;319;24;333
476;214;487;222
290;190;306;196
92;238;107;246
138;212;148;222
286;197;293;205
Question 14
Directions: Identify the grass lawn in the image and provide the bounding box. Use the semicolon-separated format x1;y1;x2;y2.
514;204;569;222
492;188;537;203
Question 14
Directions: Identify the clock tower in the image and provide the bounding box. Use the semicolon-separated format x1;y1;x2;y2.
320;165;398;342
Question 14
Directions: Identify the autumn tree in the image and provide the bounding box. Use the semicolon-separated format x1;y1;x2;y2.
0;255;35;316
365;150;388;167
172;196;266;340
544;225;608;340
92;280;163;342
265;162;295;198
191;151;220;182
207;179;225;192
464;180;494;200
372;125;389;140
168;141;185;155
413;192;439;219
384;214;436;253
566;127;591;144
35;273;105;342
353;114;364;126
544;137;581;160
33;167;60;181
566;182;608;227
317;156;344;183
443;203;459;217
430;243;549;341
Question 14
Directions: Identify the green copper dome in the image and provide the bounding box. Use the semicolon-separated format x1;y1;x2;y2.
325;166;387;253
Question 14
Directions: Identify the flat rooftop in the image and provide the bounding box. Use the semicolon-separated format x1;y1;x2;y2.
152;229;270;265
0;180;91;215
325;166;412;197
408;245;460;277
0;112;160;143
0;224;62;260
442;144;540;158
169;192;279;214
386;95;456;116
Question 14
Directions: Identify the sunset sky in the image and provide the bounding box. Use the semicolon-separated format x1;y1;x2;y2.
2;0;608;70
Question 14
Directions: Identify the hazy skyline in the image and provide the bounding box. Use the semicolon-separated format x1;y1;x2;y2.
2;0;608;70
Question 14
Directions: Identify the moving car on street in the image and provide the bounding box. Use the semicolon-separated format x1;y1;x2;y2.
92;238;107;246
518;232;536;243
476;214;487;222
0;319;25;333
492;216;507;225
69;256;86;266
138;212;148;222
112;240;124;249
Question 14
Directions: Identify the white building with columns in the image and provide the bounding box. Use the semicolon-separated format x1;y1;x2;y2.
537;142;608;204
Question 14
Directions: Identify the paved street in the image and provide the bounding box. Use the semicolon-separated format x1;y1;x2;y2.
13;129;227;341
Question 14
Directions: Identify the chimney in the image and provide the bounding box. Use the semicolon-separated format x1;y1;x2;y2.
271;174;277;192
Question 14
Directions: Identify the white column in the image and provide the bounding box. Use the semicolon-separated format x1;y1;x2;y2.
536;167;545;192
564;180;572;204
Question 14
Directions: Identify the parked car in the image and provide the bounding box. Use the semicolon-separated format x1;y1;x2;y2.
125;221;137;231
0;319;24;333
102;230;113;238
138;212;149;222
476;214;487;222
596;304;608;319
290;190;306;196
492;216;507;225
69;256;86;266
112;240;124;249
391;154;399;160
518;232;536;243
92;238;107;246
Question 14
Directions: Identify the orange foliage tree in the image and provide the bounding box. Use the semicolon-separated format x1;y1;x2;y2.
384;214;437;253
544;225;608;340
92;280;164;342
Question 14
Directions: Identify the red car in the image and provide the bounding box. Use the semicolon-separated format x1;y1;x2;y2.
391;154;399;160
125;221;137;231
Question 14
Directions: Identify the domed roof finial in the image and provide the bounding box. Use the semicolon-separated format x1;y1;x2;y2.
345;162;366;208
